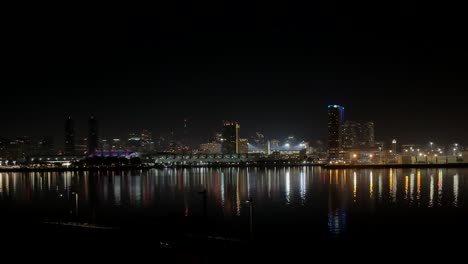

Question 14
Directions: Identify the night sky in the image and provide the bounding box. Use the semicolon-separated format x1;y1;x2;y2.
3;3;467;146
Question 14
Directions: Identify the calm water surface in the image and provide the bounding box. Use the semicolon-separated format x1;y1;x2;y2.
1;167;466;240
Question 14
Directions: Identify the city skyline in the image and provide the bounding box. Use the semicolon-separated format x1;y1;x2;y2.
0;109;465;159
0;109;467;148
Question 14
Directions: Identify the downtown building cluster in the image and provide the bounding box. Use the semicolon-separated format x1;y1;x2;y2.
327;105;466;164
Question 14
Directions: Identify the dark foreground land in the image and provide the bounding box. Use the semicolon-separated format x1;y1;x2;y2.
2;208;468;262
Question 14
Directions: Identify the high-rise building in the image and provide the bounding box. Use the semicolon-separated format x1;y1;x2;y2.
328;105;344;159
342;121;358;149
239;138;248;154
182;118;190;149
392;139;397;153
221;121;240;154
64;116;75;155
88;116;98;156
127;132;141;152
111;138;123;152
141;129;154;152
7;136;32;161
342;121;375;148
360;122;375;147
38;137;54;156
76;137;87;156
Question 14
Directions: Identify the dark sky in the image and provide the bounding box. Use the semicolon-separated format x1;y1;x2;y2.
2;2;467;146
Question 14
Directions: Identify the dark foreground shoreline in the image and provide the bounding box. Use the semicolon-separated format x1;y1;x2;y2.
3;208;468;262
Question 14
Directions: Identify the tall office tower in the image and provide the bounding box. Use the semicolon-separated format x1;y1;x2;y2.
239;138;249;154
221;121;240;154
88;116;98;156
360;121;375;147
342;121;358;149
182;118;190;149
328;105;344;159
65;116;75;155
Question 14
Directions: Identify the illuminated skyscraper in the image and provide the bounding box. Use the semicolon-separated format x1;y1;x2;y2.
76;137;87;156
141;129;154;152
342;121;358;149
88;116;98;156
64;116;75;155
361;121;375;147
328;105;344;159
221;121;240;154
239;138;248;154
342;121;375;148
182;118;190;149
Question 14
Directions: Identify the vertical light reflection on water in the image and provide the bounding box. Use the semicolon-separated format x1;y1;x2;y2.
335;169;339;186
267;169;271;198
103;174;108;201
83;172;89;203
378;173;382;201
236;170;241;216
343;169;347;186
285;169;290;205
328;169;346;237
39;173;42;192
389;169;393;201
135;174;141;207
453;174;459;207
247;169;251;198
300;169;306;204
416;170;421;205
393;169;397;203
353;171;357;203
115;175;121;206
429;174;434;207
31;172;35;192
0;174;3;196
47;172;50;191
410;173;415;204
220;171;225;207
404;175;409;201
369;171;373;198
438;169;443;206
